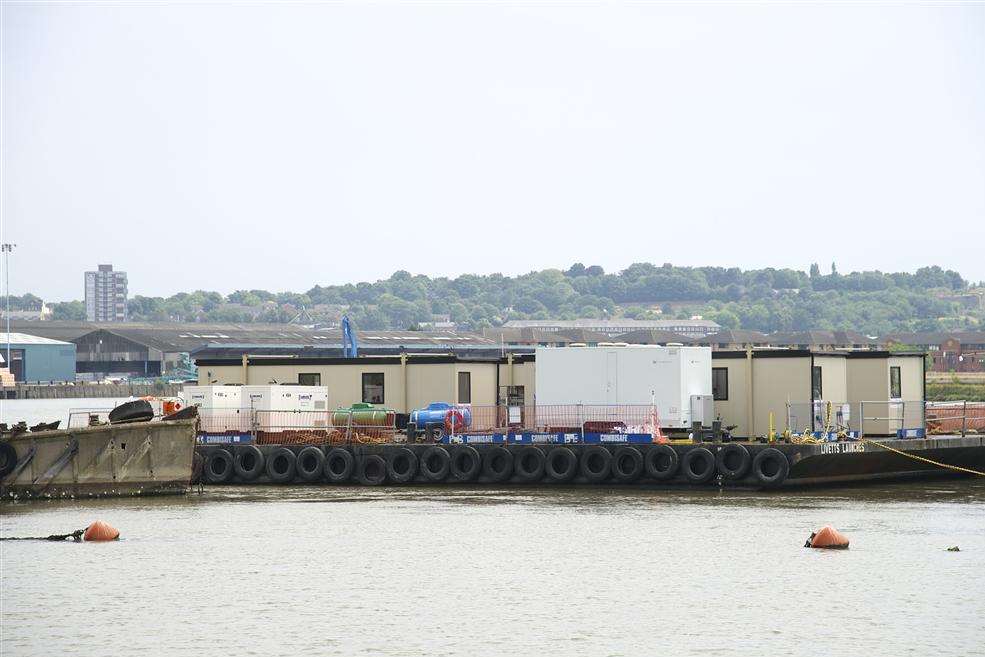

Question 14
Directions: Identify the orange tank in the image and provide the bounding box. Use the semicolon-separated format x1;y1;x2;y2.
84;521;120;542
806;525;849;549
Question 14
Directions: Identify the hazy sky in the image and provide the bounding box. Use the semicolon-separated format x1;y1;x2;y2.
2;2;983;301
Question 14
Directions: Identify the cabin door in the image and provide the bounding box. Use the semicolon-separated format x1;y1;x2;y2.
605;352;618;404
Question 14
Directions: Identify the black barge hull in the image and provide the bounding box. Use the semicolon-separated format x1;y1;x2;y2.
196;435;985;489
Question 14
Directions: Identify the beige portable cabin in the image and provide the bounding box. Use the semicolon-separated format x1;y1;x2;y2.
195;353;532;415
845;351;926;436
710;350;814;439
711;349;926;439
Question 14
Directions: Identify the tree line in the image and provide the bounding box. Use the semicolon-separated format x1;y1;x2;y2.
10;263;981;335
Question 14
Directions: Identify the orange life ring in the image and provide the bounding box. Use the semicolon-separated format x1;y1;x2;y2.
444;409;466;433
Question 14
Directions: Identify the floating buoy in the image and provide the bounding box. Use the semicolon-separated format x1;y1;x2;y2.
83;521;120;542
805;525;849;549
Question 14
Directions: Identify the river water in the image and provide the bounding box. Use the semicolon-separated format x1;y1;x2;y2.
2;401;984;656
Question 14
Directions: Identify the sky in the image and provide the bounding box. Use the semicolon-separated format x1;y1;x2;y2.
1;1;983;301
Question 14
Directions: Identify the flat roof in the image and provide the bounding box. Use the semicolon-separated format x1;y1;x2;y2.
195;353;528;367
712;349;926;359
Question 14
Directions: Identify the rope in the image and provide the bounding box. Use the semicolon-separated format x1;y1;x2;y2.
0;528;86;542
860;439;985;477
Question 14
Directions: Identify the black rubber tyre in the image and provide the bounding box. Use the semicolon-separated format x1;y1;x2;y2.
324;448;355;483
716;443;751;479
296;446;325;482
420;446;451;482
645;445;678;480
108;399;154;424
450;446;481;482
545;447;577;482
515;446;546;482
358;454;387;485
482;446;513;482
387;447;419;483
266;447;297;484
682;447;717;484
580;445;612;483
205;448;234;484
752;448;790;488
234;445;265;481
0;441;18;479
612;446;644;483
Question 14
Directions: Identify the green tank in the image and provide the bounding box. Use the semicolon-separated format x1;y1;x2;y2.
331;403;395;428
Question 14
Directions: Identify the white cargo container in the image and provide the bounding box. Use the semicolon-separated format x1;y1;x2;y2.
179;385;242;409
535;345;712;428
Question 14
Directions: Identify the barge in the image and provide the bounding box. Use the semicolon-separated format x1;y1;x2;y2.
0;410;198;500
196;434;985;489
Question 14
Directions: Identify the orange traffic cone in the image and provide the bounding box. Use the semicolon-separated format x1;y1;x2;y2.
83;521;120;542
805;525;849;549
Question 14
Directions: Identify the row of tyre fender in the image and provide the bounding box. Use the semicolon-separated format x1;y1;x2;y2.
201;443;790;487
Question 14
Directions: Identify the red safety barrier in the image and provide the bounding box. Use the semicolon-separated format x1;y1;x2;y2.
926;402;985;434
447;404;668;436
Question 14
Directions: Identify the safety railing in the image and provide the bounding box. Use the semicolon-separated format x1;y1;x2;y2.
193;400;985;445
428;404;669;438
925;401;985;436
784;400;928;438
66;408;115;428
196;408;397;445
785;401;857;436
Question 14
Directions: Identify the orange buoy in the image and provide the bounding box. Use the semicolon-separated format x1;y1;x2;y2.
83;521;120;542
805;525;849;549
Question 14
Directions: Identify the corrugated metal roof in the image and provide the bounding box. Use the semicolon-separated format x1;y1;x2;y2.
0;332;73;345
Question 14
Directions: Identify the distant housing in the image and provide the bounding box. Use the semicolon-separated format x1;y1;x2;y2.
501;319;721;337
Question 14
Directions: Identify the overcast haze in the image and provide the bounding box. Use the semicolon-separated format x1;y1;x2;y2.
2;2;983;301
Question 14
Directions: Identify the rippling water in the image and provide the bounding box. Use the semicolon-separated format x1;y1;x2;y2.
3;478;984;657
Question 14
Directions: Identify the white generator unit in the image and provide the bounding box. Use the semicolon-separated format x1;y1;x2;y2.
241;385;330;431
240;385;329;412
180;385;247;434
180;385;242;409
535;345;713;429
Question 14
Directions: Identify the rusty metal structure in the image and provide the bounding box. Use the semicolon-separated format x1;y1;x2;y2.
0;417;197;500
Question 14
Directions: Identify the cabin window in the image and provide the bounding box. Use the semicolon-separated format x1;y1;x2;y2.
458;371;472;404
812;366;823;399
712;368;728;401
362;373;385;404
890;366;901;399
298;373;321;386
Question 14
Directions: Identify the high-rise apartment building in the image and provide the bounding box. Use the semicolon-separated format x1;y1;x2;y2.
84;264;128;322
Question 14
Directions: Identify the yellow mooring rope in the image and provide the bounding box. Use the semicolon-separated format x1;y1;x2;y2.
860;439;985;477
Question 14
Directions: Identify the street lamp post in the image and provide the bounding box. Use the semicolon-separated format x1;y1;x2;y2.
2;243;14;367
0;243;12;421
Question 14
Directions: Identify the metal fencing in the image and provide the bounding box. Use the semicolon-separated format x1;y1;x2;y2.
784;400;949;437
461;404;668;436
926;401;985;435
784;400;927;437
66;408;115;429
192;400;985;445
197;409;397;445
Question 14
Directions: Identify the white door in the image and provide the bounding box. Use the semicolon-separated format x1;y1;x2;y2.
605;352;618;404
